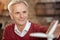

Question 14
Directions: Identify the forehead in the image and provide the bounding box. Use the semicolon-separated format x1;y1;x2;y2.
11;3;28;12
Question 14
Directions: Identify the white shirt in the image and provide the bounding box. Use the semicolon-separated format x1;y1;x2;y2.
14;21;31;37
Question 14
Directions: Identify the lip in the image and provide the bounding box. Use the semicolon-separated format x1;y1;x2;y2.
19;19;24;21
18;19;24;21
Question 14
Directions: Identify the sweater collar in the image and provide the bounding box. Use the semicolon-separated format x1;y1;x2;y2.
14;21;31;37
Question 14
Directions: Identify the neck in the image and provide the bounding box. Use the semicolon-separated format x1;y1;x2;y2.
16;23;26;32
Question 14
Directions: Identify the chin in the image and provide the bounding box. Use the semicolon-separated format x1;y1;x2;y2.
19;22;26;25
16;20;27;25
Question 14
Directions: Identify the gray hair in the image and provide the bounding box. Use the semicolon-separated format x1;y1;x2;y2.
8;0;29;13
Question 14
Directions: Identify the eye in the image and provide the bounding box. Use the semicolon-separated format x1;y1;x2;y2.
15;12;20;14
23;11;27;13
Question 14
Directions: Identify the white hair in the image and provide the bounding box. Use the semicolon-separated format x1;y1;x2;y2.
8;0;29;13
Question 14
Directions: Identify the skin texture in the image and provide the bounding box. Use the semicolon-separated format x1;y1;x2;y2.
9;3;28;32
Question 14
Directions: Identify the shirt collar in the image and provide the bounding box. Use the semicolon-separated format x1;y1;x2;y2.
14;21;31;37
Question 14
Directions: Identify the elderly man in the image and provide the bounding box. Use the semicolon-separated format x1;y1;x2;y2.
2;0;60;40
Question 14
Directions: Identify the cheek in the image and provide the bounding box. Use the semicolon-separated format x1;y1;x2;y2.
12;15;18;20
24;14;28;19
14;14;20;18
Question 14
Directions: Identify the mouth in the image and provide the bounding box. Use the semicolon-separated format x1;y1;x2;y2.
19;19;25;21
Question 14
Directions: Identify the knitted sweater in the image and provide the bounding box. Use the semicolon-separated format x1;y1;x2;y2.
2;23;60;40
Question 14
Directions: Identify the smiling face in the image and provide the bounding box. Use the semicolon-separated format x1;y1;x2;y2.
9;3;28;26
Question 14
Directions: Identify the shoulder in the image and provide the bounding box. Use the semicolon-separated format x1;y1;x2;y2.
31;22;47;28
2;23;15;40
31;22;40;27
31;22;48;33
3;23;15;32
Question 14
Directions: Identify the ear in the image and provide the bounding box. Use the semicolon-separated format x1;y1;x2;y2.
9;13;13;20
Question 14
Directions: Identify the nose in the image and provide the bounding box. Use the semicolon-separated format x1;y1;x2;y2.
20;13;24;18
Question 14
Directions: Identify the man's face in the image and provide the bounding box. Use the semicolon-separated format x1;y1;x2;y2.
9;3;28;26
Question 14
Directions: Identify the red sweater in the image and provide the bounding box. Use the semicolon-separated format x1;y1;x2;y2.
2;23;60;40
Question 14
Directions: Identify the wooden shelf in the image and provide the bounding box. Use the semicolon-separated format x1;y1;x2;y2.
35;2;60;17
36;14;60;17
0;15;10;17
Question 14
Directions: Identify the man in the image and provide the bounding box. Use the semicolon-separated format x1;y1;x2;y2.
2;0;60;40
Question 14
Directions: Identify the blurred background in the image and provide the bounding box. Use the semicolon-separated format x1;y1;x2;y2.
0;0;60;40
